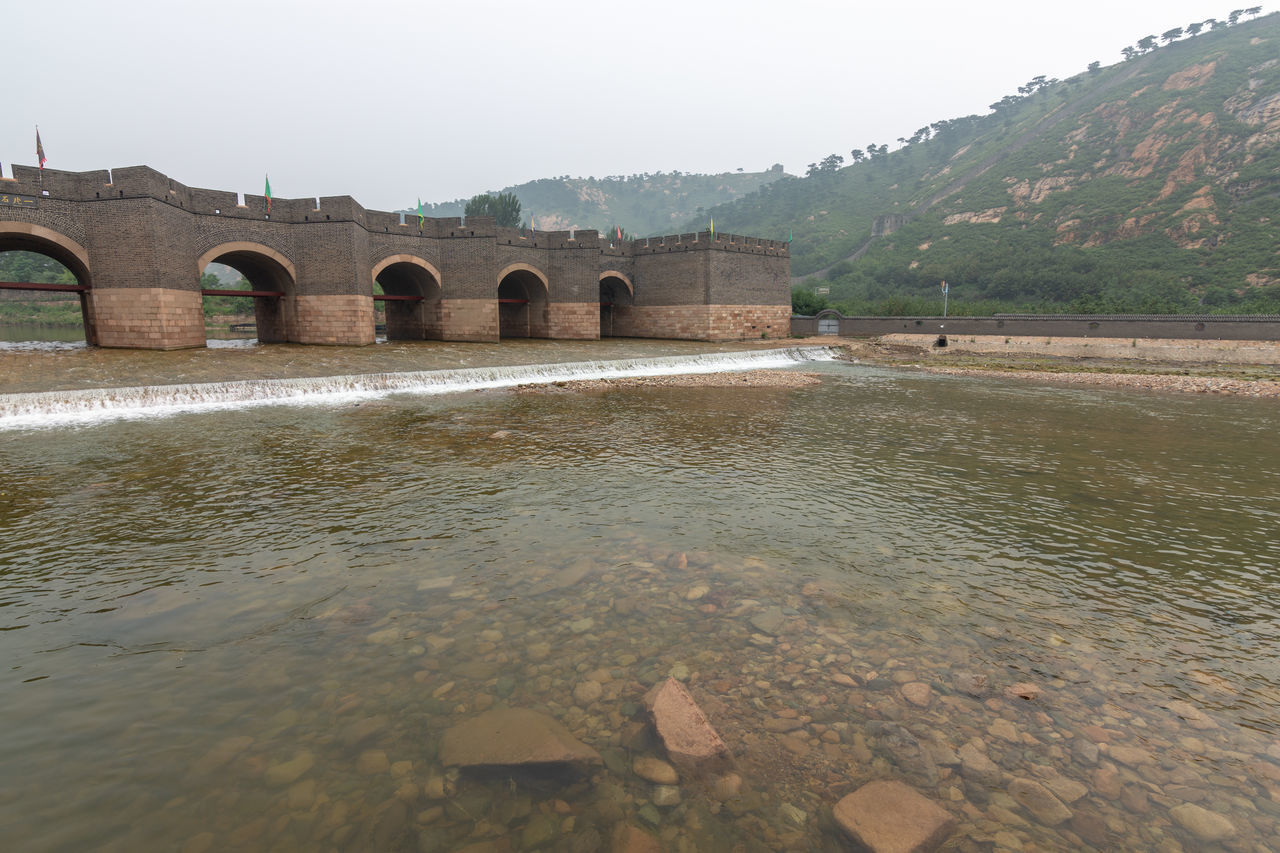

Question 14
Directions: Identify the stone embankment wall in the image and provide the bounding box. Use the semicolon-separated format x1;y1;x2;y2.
879;334;1280;364
793;312;1280;343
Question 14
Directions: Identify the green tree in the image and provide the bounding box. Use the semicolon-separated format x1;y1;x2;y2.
791;287;829;315
464;191;523;227
0;251;76;284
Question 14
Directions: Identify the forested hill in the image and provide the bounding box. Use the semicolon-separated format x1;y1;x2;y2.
697;10;1280;315
418;166;788;236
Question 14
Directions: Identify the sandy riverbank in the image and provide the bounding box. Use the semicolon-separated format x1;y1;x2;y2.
835;335;1280;397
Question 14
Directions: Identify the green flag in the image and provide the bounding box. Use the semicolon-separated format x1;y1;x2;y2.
264;174;272;214
788;228;793;243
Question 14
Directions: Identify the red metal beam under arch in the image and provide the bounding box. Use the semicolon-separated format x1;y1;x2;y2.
1;281;89;293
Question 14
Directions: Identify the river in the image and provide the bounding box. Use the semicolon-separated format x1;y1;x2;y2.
1;337;1278;852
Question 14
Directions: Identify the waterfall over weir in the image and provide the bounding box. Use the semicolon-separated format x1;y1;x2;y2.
0;346;840;429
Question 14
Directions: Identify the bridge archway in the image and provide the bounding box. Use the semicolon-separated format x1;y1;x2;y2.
0;221;96;344
372;254;443;341
497;263;550;339
598;270;634;338
197;242;297;343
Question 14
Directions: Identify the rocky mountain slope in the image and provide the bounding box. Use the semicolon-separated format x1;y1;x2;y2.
700;12;1280;314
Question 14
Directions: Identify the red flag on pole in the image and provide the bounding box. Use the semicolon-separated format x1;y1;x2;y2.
36;128;47;170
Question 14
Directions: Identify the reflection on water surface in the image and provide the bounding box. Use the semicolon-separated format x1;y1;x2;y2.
1;342;1279;852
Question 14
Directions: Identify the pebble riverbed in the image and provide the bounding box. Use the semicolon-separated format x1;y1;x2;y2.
113;537;1280;853
2;346;1279;852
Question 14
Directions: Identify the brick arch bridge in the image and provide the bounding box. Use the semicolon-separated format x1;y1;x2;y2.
0;164;790;349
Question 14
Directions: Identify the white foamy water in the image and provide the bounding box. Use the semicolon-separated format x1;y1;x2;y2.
0;346;839;429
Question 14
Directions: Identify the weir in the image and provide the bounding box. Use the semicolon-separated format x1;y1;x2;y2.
0;346;840;429
0;164;791;349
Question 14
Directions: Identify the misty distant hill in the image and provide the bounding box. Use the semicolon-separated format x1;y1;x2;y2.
416;166;788;236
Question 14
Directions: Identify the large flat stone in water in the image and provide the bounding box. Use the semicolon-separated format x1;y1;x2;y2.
833;780;955;853
440;708;601;768
643;677;730;775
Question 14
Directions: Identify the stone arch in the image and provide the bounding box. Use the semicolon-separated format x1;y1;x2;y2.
197;241;298;343
196;241;297;286
598;269;633;298
372;253;442;286
0;221;93;285
598;271;634;338
497;263;550;339
815;308;844;336
496;262;549;290
0;221;96;343
371;254;444;341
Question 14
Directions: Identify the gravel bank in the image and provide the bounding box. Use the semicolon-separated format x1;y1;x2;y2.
825;337;1280;398
920;366;1280;397
516;369;823;393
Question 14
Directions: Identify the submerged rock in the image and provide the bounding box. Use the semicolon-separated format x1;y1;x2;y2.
749;607;786;636
957;741;1002;785
1008;777;1072;826
952;671;989;697
263;751;314;787
833;780;955;853
1170;802;1236;841
901;682;933;707
867;722;939;785
611;823;662;853
439;708;601;768
632;756;679;785
643;677;730;775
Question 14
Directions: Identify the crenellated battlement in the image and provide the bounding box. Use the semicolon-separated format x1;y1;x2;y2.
3;164;788;257
603;230;789;257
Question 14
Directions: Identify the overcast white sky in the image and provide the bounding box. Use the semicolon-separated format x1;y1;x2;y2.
4;0;1263;211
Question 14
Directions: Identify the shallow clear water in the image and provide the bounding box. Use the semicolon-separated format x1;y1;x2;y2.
1;343;1279;852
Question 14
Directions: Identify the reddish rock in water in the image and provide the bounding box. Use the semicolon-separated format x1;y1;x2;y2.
439;708;601;768
901;682;934;706
611;823;662;853
642;677;730;775
833;780;956;853
1004;682;1041;701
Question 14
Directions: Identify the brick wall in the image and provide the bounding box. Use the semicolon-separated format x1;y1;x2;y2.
440;298;499;342
91;287;205;350
548;302;600;340
1;165;790;349
609;304;790;341
294;294;375;345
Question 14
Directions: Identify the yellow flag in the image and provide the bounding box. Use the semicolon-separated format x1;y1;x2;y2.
710;216;714;237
